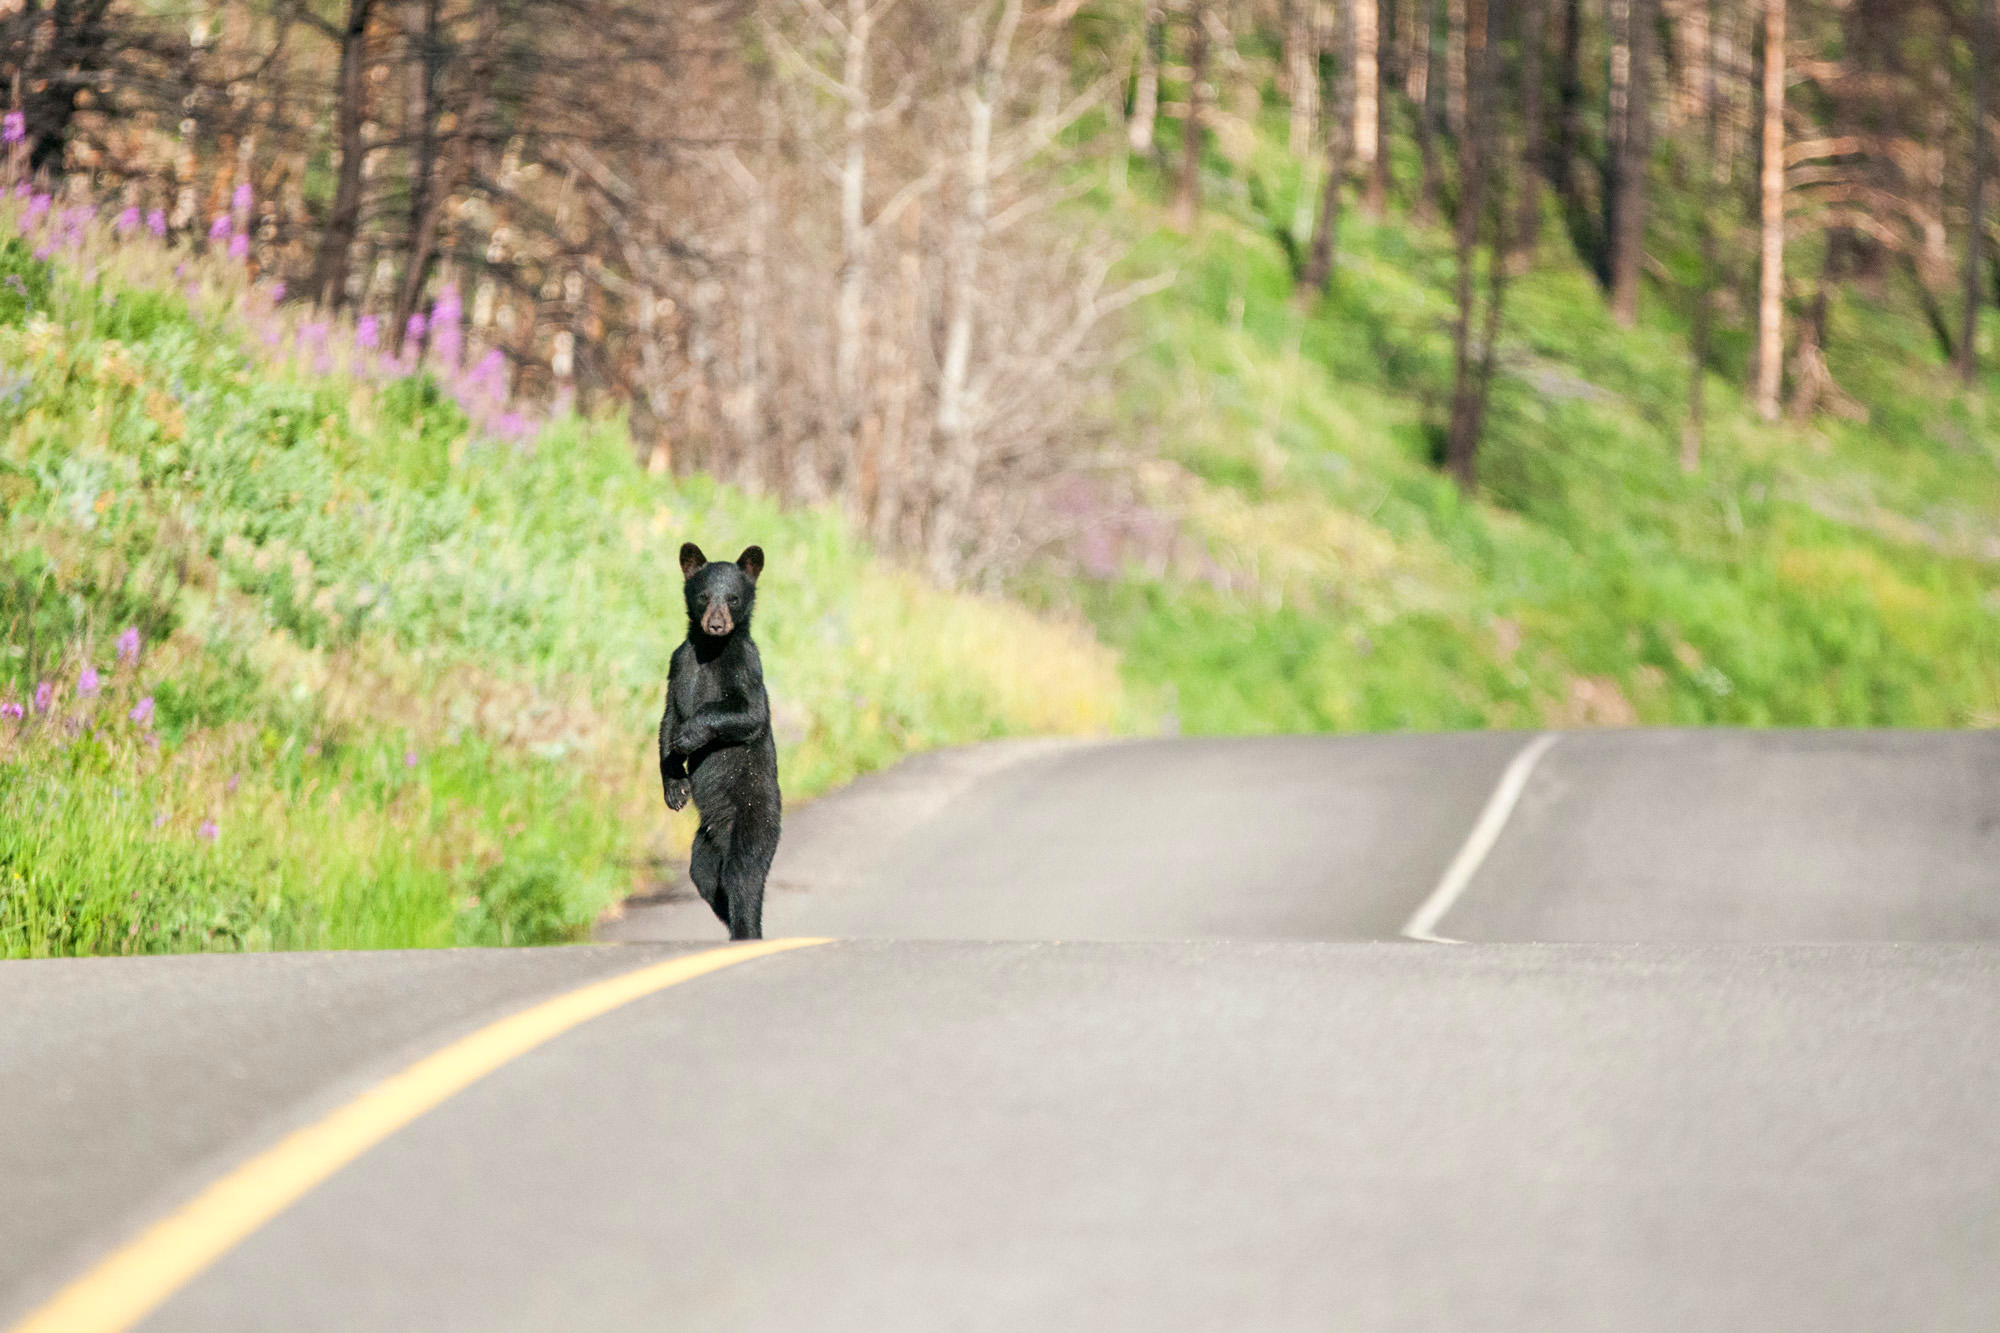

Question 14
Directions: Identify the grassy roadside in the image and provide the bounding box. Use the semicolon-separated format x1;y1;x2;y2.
0;226;1126;957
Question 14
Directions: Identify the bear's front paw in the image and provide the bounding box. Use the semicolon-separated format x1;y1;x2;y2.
663;777;691;811
673;721;711;754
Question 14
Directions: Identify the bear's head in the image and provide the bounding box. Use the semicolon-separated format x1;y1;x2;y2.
680;542;763;639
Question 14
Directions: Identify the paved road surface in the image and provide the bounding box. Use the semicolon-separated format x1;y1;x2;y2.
5;730;1999;1330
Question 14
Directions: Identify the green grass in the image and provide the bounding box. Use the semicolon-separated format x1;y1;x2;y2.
0;225;1127;957
1051;102;2000;735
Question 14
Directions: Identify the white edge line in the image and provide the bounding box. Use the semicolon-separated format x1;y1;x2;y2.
1401;732;1563;944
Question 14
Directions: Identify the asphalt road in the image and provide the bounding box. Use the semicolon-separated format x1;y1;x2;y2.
6;730;2000;1330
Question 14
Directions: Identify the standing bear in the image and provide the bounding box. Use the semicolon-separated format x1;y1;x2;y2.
659;543;781;940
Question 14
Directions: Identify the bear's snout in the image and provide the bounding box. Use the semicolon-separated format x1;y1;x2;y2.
701;600;735;636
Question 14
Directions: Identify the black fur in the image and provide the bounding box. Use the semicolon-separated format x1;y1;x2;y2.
659;542;781;940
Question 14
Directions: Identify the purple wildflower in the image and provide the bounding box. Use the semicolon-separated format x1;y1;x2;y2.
232;182;253;214
429;286;463;370
465;348;508;403
116;205;140;234
153;811;167;828
129;697;153;726
26;193;47;216
207;213;230;242
77;665;100;697
405;312;427;345
494;411;528;440
32;681;51;713
117;625;140;663
225;773;241;795
198;819;218;842
228;232;249;261
0;701;21;721
299;320;327;351
1;111;23;144
147;209;166;238
31;243;51;261
268;280;286;302
355;315;380;351
404;750;419;769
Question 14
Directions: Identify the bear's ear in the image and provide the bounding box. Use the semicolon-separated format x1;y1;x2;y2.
736;545;764;584
679;543;708;580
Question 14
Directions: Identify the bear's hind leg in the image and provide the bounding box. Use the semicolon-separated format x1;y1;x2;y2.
688;820;732;930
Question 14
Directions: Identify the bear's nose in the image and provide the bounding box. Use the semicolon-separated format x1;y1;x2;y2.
702;603;734;635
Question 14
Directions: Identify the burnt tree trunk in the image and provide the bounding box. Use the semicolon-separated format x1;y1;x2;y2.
1515;0;1545;256
1608;0;1653;323
1417;0;1445;221
1173;0;1210;229
1446;0;1508;489
1684;0;1721;471
393;0;446;349
1959;0;1991;383
309;0;379;308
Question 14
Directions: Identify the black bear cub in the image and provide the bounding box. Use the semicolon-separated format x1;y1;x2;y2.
659;543;781;940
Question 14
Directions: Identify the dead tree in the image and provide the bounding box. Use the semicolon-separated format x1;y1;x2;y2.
1174;0;1211;228
1445;0;1510;490
1754;0;1785;419
1959;0;1991;384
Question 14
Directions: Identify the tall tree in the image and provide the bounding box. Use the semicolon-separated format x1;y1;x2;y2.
1514;0;1546;255
1446;0;1510;488
1959;0;1991;384
1306;0;1358;289
1684;0;1723;471
1551;0;1592;260
1357;0;1383;214
305;0;381;307
1370;0;1397;211
1130;1;1162;155
1288;0;1322;247
1174;0;1211;229
1608;0;1654;322
1418;0;1446;220
1754;0;1785;420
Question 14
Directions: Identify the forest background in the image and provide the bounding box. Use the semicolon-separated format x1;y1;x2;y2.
4;0;2000;952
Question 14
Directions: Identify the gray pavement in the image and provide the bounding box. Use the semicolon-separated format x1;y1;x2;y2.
5;729;2000;1330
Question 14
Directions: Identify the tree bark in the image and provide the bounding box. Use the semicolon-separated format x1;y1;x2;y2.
1357;0;1382;214
1372;0;1397;210
1446;0;1504;489
1958;0;1991;383
393;0;444;350
308;0;378;308
1446;0;1466;137
932;0;1019;582
1754;0;1784;420
1609;0;1653;323
1684;0;1720;472
1305;0;1356;291
1552;0;1586;240
1174;0;1211;230
831;0;878;501
1417;0;1445;221
1130;2;1162;154
1288;0;1321;247
1514;0;1545;255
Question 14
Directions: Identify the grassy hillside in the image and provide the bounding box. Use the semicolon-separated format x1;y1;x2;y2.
0;225;1125;957
1051;105;2000;735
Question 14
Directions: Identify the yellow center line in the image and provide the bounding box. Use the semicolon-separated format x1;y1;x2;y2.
10;937;831;1333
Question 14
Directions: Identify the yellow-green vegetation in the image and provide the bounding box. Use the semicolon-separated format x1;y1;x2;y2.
0;231;1123;957
1052;109;2000;735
